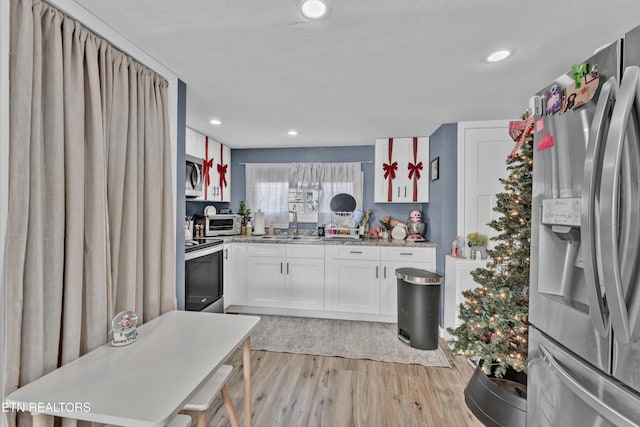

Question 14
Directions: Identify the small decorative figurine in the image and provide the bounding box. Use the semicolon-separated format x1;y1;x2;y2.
111;310;138;347
451;235;464;257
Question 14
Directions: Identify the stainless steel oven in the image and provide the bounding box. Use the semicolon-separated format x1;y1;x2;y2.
185;239;224;312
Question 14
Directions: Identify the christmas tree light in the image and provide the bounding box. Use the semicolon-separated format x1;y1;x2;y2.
447;113;532;377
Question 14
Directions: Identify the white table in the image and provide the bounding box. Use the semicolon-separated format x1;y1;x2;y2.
5;310;260;427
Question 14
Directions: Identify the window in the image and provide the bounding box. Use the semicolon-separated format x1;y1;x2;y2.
245;164;290;228
246;162;363;227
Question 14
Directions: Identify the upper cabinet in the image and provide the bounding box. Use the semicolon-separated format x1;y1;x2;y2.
185;127;231;202
374;137;429;203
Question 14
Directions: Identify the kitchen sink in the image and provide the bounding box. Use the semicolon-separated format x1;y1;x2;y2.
259;235;290;241
289;236;323;241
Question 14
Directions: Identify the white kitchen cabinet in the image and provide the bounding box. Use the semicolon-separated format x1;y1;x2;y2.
325;246;381;314
284;245;324;310
185;127;198;158
442;255;485;339
223;243;246;308
246;244;324;309
374;137;429;203
379;247;436;316
246;244;286;307
204;136;231;202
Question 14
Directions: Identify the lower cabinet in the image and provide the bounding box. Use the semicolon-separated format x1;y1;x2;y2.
233;242;436;321
325;245;436;316
325;250;381;314
443;255;485;338
223;243;247;308
285;245;325;310
379;247;436;316
246;244;324;309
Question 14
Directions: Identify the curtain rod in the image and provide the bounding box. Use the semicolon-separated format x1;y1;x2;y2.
237;161;373;166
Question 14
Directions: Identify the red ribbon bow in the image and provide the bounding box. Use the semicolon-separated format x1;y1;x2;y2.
508;116;534;157
383;161;398;180
407;161;423;180
217;163;228;188
203;158;214;189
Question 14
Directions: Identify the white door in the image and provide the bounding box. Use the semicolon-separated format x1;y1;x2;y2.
457;121;514;248
380;261;433;316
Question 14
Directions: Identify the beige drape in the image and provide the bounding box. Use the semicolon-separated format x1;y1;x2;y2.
4;1;175;424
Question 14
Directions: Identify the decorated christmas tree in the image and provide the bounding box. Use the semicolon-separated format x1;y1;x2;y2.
448;114;533;378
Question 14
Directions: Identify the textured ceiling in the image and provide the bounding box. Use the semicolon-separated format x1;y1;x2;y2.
74;0;640;148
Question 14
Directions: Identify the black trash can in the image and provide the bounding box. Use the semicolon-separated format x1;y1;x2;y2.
396;267;442;350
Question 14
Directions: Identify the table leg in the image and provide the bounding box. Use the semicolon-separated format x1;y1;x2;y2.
243;336;252;427
33;414;51;427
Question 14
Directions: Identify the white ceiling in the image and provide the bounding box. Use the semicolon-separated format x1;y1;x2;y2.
74;0;640;149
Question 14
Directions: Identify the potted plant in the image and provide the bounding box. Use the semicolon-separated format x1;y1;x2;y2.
238;201;252;235
447;115;532;427
378;219;392;239
467;232;488;259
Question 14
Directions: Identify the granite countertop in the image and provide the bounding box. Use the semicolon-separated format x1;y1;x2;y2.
220;234;436;248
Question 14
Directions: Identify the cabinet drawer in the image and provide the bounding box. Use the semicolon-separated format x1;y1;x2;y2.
246;244;286;258
328;245;380;260
381;246;434;263
285;244;324;259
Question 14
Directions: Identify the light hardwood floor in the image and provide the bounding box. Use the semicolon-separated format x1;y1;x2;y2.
189;340;482;427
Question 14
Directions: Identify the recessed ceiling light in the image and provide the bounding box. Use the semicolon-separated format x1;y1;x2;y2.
301;0;327;19
487;50;511;62
209;119;222;126
287;130;298;136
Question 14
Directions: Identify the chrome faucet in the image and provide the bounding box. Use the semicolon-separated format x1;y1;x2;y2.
289;205;298;236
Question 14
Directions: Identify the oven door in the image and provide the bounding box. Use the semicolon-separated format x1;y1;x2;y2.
185;245;223;312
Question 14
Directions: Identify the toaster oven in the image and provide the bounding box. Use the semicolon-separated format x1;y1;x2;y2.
205;214;241;236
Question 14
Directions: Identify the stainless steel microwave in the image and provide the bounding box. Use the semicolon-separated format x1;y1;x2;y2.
185;154;203;198
205;214;241;236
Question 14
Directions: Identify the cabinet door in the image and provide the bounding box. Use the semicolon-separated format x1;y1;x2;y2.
246;255;285;307
407;136;429;203
326;258;380;314
194;131;206;160
285;257;324;310
375;137;404;203
223;243;247;308
185;127;198;157
218;144;231;202
380;261;432;316
204;137;221;201
375;137;429;203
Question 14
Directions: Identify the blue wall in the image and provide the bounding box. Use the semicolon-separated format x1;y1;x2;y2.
426;123;458;275
176;80;187;310
229;146;428;231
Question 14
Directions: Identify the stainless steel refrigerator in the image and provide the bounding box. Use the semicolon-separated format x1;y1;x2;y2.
529;25;640;426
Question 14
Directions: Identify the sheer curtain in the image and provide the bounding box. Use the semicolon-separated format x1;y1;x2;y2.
4;1;175;422
245;164;290;228
289;163;363;226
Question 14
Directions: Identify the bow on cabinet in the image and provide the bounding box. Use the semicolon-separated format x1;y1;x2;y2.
375;136;430;203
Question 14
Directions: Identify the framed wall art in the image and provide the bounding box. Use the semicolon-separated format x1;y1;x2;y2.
431;157;440;181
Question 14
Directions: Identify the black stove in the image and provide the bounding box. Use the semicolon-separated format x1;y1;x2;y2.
185;238;224;253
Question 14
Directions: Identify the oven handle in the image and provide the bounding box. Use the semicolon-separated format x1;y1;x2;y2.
185;244;224;261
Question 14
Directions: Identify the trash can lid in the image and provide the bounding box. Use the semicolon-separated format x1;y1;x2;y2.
395;267;442;285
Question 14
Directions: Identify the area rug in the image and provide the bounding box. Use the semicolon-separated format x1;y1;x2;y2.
249;315;450;367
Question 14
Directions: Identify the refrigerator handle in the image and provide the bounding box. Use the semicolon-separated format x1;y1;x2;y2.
600;65;640;344
580;76;617;337
539;344;638;427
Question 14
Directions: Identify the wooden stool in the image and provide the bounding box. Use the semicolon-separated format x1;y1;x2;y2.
182;364;239;427
107;413;191;427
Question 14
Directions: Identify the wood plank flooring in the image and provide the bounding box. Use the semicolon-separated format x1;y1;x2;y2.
187;340;482;427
